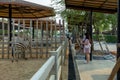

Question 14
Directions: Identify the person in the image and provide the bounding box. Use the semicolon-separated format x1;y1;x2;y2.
80;35;86;50
81;33;91;63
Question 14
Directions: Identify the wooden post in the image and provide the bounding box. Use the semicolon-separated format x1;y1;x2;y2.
59;20;62;43
18;19;20;38
36;19;39;58
108;58;120;80
46;21;49;57
40;21;43;57
23;19;25;40
32;21;35;40
2;18;4;59
7;18;10;59
50;21;53;51
55;20;57;50
30;20;32;58
12;19;15;59
62;20;65;41
9;4;14;58
9;4;12;42
89;10;93;61
117;0;120;79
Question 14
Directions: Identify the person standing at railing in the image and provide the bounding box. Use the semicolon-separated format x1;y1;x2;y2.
81;33;91;63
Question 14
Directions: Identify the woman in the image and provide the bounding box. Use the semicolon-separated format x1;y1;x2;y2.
81;33;91;63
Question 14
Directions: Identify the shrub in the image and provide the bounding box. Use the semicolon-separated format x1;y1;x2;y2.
104;35;117;43
93;34;117;43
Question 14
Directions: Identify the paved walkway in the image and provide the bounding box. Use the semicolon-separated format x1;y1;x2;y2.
76;60;115;80
94;41;116;51
71;42;117;80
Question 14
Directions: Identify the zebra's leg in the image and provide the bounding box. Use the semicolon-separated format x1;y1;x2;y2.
22;50;27;60
15;53;18;62
14;51;18;62
11;48;14;62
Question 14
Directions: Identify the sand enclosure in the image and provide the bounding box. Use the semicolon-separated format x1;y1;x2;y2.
0;58;68;80
0;59;46;80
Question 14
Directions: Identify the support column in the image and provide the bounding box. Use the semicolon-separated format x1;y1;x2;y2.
9;4;12;42
89;10;93;61
32;21;35;40
117;0;120;79
9;4;14;58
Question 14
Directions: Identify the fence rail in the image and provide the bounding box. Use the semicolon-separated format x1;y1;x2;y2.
0;18;65;59
30;40;68;80
30;56;55;80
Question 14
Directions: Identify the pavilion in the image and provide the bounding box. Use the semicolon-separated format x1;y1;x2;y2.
64;0;119;80
0;0;65;60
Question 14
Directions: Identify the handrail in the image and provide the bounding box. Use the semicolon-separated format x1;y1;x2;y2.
30;56;55;80
30;40;68;80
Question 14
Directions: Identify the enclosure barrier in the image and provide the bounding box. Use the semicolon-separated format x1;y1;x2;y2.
71;44;76;57
0;18;65;59
30;56;55;80
30;40;68;80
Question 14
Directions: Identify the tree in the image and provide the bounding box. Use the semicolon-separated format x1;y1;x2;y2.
107;13;117;35
51;0;117;36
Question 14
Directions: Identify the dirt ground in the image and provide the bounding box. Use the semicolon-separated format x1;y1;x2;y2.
0;59;46;80
0;58;68;80
62;59;68;80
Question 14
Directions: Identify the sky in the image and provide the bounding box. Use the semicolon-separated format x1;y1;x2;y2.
24;0;51;7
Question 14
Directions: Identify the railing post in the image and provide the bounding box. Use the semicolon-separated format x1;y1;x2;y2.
60;42;64;80
64;38;68;64
50;51;58;80
55;52;58;80
49;44;65;80
71;44;76;56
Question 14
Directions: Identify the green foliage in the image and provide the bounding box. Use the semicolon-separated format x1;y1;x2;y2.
93;34;117;43
92;34;102;41
104;35;117;43
51;0;87;25
51;0;117;35
0;30;8;35
93;12;117;34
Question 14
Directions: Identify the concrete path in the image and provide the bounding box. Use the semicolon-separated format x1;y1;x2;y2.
76;60;115;80
94;41;116;51
75;41;117;80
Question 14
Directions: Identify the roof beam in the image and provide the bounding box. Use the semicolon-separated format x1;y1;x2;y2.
66;5;117;13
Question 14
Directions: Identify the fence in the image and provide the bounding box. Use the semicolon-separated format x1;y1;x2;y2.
71;44;76;57
30;40;68;80
0;18;65;59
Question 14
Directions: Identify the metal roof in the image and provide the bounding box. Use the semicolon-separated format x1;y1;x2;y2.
65;0;117;13
0;0;55;18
